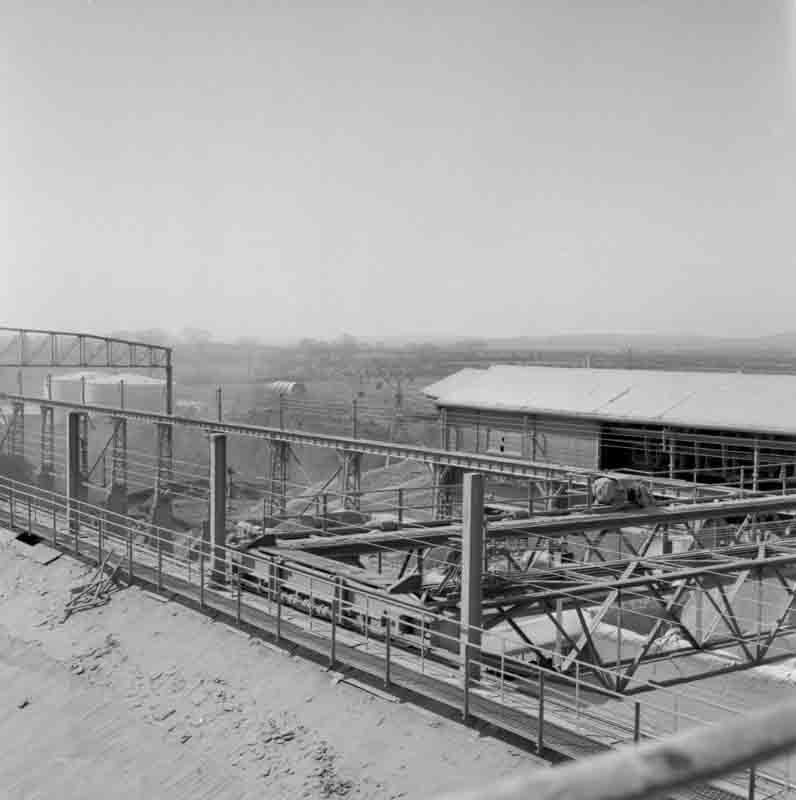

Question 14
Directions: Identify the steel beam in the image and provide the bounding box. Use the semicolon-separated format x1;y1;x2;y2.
0;392;735;498
285;492;796;557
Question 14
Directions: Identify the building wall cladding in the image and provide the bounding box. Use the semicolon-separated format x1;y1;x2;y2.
444;405;796;489
444;407;600;469
426;366;796;483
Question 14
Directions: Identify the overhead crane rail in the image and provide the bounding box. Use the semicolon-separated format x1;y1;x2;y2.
0;392;739;493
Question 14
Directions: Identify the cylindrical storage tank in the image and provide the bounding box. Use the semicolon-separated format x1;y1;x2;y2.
85;373;166;414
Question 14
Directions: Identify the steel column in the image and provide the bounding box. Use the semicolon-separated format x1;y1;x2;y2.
339;451;361;510
460;472;484;682
210;434;228;586
268;441;290;516
66;412;84;541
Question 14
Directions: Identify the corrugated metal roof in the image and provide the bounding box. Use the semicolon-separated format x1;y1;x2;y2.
423;366;796;436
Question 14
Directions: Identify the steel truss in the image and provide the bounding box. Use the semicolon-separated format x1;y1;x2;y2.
110;418;128;490
268;441;291;516
0;328;174;419
466;536;796;693
339;450;361;510
39;405;55;485
9;402;24;458
284;494;796;692
0;326;171;371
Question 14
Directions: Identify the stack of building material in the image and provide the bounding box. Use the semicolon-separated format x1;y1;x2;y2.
63;550;121;619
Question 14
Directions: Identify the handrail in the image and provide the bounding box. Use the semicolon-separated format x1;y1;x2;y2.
432;698;796;800
2;473;794;798
0;474;776;725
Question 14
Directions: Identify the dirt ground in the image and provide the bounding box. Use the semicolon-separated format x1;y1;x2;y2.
0;535;543;800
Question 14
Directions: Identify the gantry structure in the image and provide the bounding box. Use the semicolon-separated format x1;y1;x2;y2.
4;332;796;699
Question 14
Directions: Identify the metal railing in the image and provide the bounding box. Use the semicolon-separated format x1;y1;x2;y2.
0;474;794;799
432;698;796;800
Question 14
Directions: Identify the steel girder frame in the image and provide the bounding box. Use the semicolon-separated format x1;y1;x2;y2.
0;329;174;418
268;441;291;517
0;327;171;371
0;391;737;503
486;510;770;570
473;540;796;694
39;405;55;480
111;418;128;491
10;402;24;458
285;492;796;558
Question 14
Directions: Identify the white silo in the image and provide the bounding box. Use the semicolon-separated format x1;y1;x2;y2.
46;371;99;405
43;372;166;418
85;373;166;414
45;372;100;422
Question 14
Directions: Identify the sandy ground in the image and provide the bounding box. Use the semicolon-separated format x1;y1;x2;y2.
0;536;543;800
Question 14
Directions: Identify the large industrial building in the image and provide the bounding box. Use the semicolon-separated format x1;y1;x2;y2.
424;366;796;491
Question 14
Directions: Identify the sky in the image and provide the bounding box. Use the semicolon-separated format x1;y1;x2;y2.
2;2;794;342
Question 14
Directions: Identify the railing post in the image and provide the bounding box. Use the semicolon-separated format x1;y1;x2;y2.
634;701;641;743
384;613;391;688
51;496;57;546
322;493;328;534
236;571;242;625
462;647;470;721
275;563;282;641
364;596;370;651
157;539;163;592
127;528;133;582
10;484;15;528
199;552;205;609
500;638;506;703
397;487;404;527
330;593;338;668
748;766;756;800
537;669;545;755
27;496;32;534
98;513;104;563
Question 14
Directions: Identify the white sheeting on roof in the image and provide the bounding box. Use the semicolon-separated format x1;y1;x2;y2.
423;366;796;436
264;380;306;395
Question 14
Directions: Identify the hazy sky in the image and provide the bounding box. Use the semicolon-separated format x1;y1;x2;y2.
2;2;794;341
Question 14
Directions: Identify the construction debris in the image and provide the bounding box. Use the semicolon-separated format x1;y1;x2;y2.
63;550;121;620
